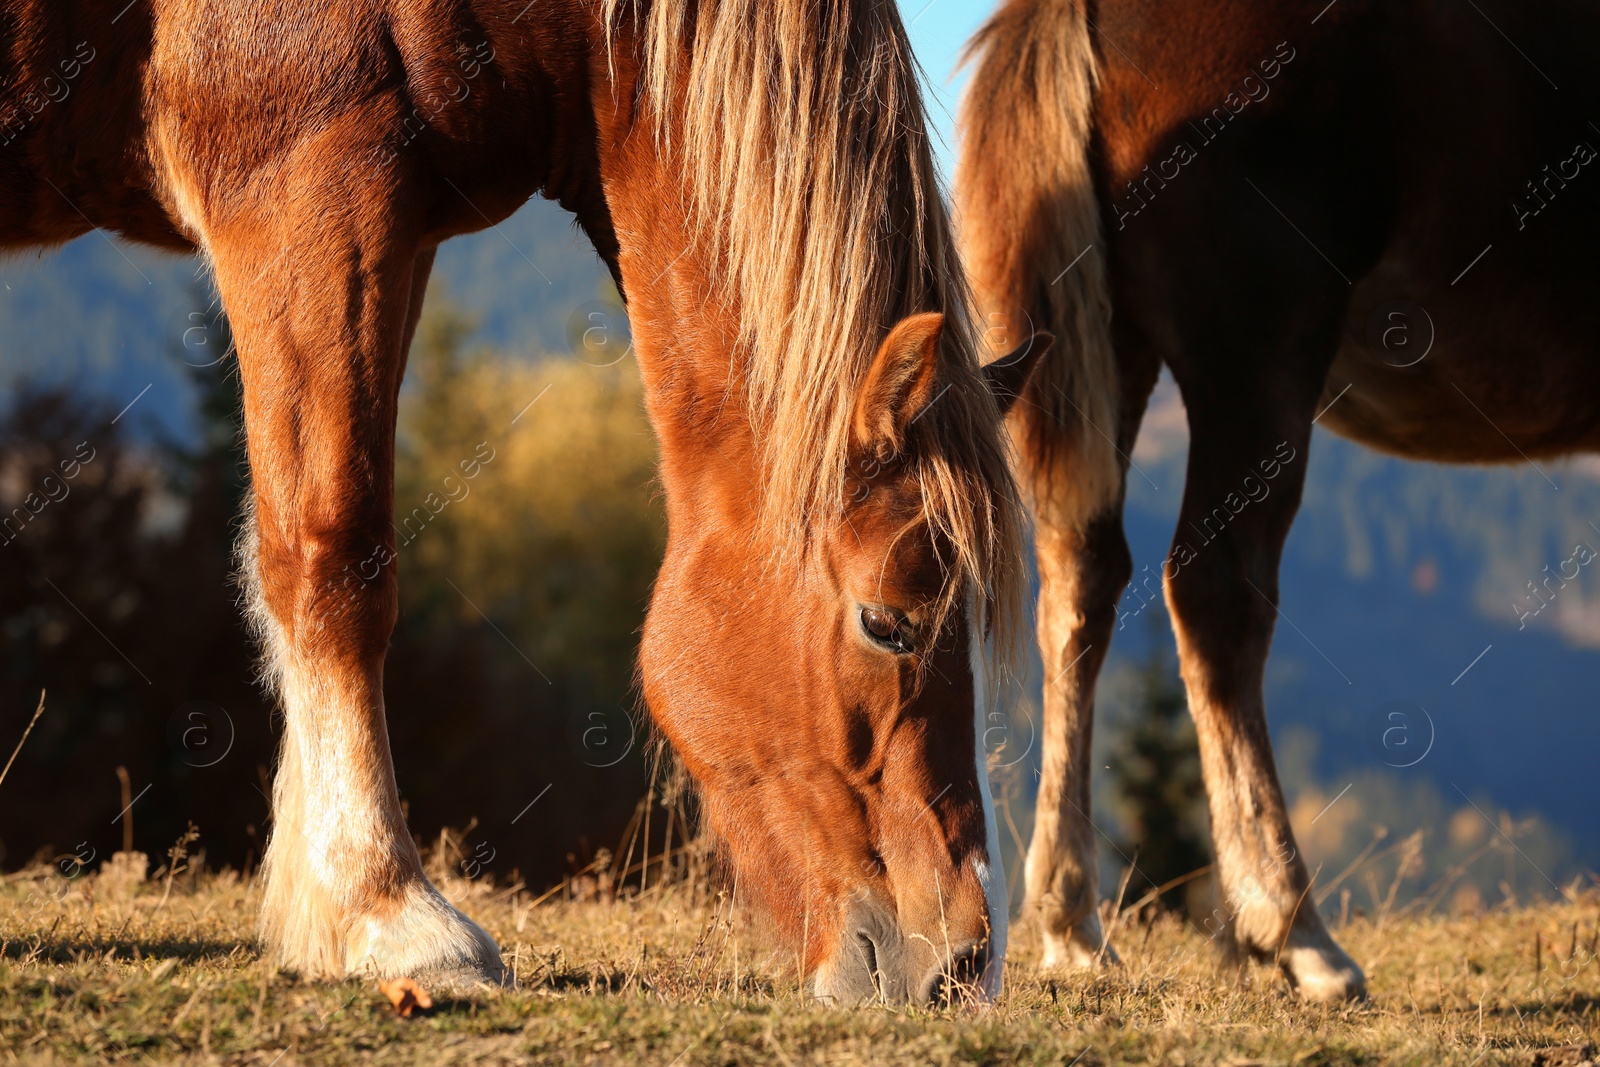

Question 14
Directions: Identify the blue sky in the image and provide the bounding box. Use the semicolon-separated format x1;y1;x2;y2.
904;2;993;178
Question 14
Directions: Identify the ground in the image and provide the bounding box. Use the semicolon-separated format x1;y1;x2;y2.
1;857;1597;1066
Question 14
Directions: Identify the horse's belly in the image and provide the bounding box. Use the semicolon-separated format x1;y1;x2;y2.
1318;256;1600;462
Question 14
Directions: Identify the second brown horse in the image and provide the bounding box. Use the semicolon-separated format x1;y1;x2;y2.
960;0;1600;1000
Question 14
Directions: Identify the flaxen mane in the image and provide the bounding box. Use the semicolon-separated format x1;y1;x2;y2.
957;0;1120;530
603;0;1026;652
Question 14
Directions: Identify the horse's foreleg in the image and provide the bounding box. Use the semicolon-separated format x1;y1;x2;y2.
1163;399;1363;1003
209;201;502;987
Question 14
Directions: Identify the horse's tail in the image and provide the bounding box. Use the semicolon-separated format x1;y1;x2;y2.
957;0;1119;530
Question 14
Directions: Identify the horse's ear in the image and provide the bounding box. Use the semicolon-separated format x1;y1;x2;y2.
853;312;945;452
983;332;1054;417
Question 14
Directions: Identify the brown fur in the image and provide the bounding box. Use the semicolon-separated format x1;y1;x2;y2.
608;0;1027;650
957;0;1148;976
956;11;1133;970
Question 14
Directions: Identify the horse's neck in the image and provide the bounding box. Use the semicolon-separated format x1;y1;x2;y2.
609;215;764;534
570;15;768;534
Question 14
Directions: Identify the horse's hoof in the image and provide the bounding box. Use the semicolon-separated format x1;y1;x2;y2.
345;881;506;991
1281;942;1367;1003
1039;914;1120;970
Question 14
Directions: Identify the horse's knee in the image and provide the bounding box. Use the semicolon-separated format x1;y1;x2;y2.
1036;509;1132;638
1082;511;1134;609
243;510;400;662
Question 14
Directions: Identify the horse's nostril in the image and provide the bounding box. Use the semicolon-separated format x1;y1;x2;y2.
920;942;990;1006
856;932;885;997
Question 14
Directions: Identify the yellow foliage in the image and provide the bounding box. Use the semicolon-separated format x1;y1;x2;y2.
394;301;664;703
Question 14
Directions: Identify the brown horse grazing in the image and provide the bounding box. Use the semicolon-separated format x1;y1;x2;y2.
2;0;1045;1001
958;0;1600;1002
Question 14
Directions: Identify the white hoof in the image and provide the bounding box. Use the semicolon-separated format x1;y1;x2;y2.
346;881;506;991
1281;941;1366;1003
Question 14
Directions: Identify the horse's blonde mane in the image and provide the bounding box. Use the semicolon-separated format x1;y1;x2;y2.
602;0;1026;653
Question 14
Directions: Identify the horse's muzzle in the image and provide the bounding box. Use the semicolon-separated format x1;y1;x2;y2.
811;895;992;1007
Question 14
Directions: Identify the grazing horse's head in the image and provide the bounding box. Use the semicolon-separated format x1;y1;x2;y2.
593;0;1043;1004
640;312;1046;1005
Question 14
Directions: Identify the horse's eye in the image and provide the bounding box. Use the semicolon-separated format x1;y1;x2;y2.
860;607;915;655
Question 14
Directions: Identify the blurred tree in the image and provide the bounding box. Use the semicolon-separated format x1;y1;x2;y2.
382;292;665;885
0;349;275;873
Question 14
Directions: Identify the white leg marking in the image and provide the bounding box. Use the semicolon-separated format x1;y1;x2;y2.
241;510;503;985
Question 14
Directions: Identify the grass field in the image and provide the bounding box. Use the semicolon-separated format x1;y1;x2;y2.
2;853;1597;1066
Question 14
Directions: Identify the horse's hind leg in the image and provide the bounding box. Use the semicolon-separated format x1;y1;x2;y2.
1163;356;1363;1003
205;180;502;987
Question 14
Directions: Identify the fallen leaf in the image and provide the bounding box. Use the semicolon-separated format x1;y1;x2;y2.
378;977;434;1018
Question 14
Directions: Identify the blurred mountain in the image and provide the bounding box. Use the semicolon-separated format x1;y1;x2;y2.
0;283;660;888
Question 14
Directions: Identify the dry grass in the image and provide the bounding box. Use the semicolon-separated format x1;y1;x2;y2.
2;854;1597;1066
